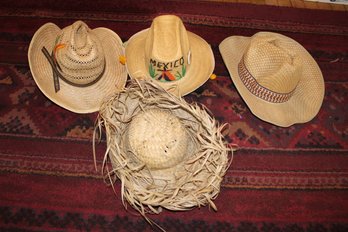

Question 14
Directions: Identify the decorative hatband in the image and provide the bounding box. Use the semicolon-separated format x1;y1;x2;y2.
238;57;294;103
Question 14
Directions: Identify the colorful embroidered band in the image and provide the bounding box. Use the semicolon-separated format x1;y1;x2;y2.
238;57;294;103
148;57;186;82
41;47;105;92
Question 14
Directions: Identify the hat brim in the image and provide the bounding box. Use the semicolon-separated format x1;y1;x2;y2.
219;34;325;127
125;28;215;96
28;23;127;113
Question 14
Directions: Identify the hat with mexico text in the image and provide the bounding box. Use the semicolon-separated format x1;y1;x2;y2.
125;15;215;96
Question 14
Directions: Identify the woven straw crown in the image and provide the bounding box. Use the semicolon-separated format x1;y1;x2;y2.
126;109;191;170
219;32;324;127
144;15;190;83
243;35;302;98
55;21;106;86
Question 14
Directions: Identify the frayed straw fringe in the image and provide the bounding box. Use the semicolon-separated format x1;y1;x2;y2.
93;79;234;224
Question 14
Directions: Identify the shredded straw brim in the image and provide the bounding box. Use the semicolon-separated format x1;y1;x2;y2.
94;79;234;226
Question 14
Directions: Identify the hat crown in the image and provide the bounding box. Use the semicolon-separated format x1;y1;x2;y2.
243;33;301;94
126;109;188;170
145;15;190;82
55;21;105;86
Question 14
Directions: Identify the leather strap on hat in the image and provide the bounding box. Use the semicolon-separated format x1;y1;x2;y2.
41;46;105;92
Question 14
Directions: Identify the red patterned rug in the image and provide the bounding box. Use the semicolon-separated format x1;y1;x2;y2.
1;1;348;231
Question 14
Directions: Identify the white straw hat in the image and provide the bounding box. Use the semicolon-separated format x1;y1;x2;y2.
28;21;127;113
219;32;325;127
125;15;215;96
95;79;232;217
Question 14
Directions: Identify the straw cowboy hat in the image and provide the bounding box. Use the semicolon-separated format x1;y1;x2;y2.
95;79;232;217
219;32;325;127
125;15;215;96
28;20;127;113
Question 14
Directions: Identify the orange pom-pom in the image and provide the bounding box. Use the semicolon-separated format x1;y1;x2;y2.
119;55;126;65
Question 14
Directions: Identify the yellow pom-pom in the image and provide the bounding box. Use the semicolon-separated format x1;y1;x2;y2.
210;74;217;80
119;55;126;65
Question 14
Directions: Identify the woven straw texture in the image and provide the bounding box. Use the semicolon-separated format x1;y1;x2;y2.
126;109;192;170
95;79;232;218
219;32;324;127
28;21;127;113
125;15;215;96
54;22;105;86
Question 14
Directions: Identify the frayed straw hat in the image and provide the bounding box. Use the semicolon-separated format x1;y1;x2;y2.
28;21;127;113
219;32;325;127
125;15;215;96
95;79;232;218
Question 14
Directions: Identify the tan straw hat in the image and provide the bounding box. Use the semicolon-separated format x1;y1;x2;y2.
125;15;215;96
28;20;127;113
95;79;232;217
219;32;325;127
